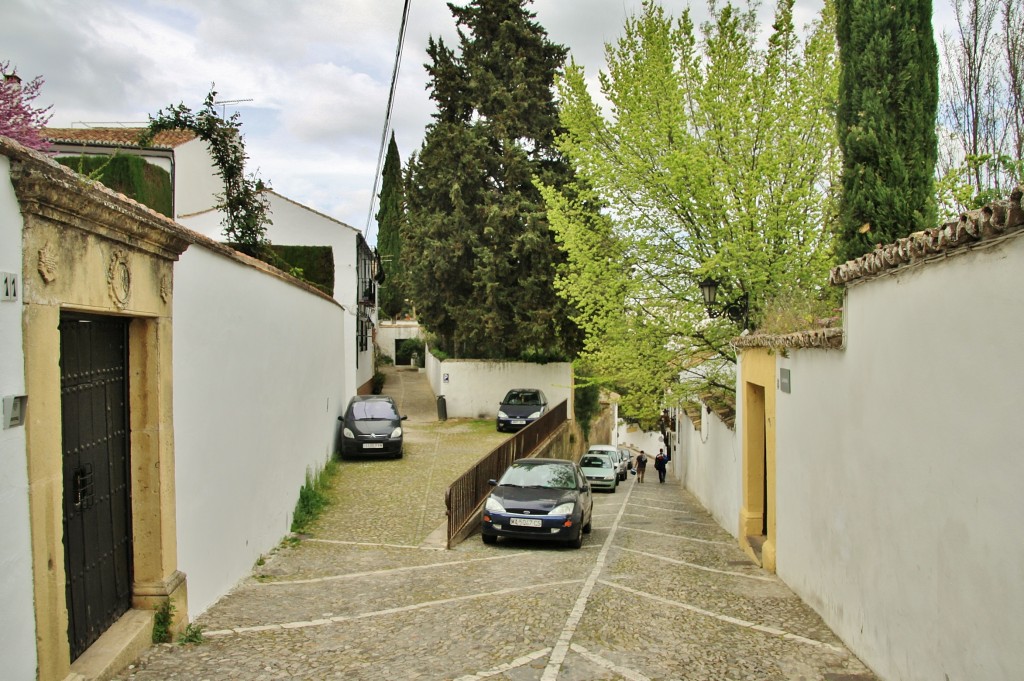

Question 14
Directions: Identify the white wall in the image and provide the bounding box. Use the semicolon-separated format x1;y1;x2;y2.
669;409;742;537
178;191;372;397
172;137;221;218
425;353;573;420
772;236;1024;681
377;321;422;362
0;155;38;681
173;244;348;617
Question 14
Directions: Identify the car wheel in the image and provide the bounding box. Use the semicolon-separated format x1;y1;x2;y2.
482;533;497;545
566;531;583;549
394;449;403;459
582;517;592;534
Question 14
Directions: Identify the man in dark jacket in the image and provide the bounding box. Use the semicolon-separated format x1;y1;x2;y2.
654;449;667;483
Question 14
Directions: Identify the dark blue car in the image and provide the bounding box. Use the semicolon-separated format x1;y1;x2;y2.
481;458;593;548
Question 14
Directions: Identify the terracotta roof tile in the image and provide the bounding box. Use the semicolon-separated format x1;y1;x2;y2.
43;127;197;149
830;185;1024;286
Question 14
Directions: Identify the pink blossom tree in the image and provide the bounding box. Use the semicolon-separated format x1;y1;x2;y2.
1;61;52;151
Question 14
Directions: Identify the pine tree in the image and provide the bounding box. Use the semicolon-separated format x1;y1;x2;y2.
835;0;939;262
376;132;406;319
403;0;580;360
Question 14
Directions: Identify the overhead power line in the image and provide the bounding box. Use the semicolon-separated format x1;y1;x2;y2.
364;0;413;241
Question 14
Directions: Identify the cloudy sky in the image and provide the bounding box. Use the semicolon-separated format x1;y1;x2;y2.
4;0;956;243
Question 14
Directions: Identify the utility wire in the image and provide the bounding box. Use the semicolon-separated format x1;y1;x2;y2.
364;0;413;241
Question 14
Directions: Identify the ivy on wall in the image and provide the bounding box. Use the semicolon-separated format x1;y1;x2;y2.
269;244;335;295
56;154;173;217
139;88;272;259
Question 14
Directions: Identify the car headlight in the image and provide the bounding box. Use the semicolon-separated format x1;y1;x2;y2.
343;427;354;438
497;410;509;418
550;502;574;515
390;427;403;438
528;410;542;418
485;496;506;513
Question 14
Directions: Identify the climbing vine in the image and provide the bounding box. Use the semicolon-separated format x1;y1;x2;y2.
140;88;272;258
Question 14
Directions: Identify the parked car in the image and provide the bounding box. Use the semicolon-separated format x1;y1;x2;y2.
338;395;407;459
579;451;619;492
587;444;627;481
480;458;593;548
618;448;633;473
496;388;549;432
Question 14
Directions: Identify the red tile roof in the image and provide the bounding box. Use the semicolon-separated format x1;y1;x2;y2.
43;127;197;149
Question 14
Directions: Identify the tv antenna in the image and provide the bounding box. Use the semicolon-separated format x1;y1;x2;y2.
214;98;253;117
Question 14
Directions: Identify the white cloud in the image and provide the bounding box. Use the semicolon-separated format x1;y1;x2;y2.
2;0;958;235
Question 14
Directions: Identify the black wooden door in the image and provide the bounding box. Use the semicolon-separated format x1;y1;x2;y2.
60;313;134;661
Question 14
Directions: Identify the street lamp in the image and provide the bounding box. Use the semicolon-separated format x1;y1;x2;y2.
698;276;749;328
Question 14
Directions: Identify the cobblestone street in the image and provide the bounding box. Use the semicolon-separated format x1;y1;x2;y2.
115;367;878;681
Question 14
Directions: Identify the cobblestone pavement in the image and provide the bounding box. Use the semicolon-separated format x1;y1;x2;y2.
115;367;878;681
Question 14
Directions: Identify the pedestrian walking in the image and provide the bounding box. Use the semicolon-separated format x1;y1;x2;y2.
635;450;648;483
654;449;667;483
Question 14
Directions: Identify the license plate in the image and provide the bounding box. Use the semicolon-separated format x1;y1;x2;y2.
363;443;384;449
509;517;542;527
511;420;526;425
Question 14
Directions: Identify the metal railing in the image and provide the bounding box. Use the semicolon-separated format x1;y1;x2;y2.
445;400;568;548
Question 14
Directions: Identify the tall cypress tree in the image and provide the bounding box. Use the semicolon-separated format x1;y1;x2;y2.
376;132;405;320
403;0;580;360
835;0;939;262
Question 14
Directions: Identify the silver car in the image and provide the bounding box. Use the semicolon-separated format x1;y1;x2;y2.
587;445;628;481
580;451;619;492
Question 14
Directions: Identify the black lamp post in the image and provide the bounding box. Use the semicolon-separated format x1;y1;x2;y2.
698;276;749;328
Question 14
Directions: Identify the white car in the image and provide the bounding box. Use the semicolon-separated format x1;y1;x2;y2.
587;444;628;481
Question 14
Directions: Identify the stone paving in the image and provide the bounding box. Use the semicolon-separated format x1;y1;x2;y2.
114;366;879;681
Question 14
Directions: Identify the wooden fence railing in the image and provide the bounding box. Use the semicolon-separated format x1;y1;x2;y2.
444;400;568;548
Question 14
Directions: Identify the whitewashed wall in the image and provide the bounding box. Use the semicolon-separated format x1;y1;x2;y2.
173;243;348;617
0;155;38;681
179;191;372;397
172;137;221;218
376;321;422;362
425;352;573;420
668;410;742;537
771;235;1024;681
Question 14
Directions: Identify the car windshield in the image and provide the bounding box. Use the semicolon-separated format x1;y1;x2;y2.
580;455;611;469
499;463;576;489
502;390;543;406
350;400;398;420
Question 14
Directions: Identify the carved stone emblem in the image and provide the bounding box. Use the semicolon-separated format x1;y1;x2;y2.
107;249;132;309
37;241;58;283
160;274;171;303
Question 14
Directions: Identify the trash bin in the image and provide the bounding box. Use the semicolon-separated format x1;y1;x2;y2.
436;395;447;421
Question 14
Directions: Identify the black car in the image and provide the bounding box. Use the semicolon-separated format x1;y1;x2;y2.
338;395;407;459
480;458;593;548
496;388;549;432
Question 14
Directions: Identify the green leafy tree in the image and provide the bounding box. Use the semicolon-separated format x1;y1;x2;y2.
141;88;272;259
835;0;939;262
403;0;581;360
376;132;406;319
539;0;841;419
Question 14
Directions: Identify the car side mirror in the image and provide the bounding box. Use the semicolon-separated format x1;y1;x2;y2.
488;479;498;486
337;416;343;421
401;415;408;421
